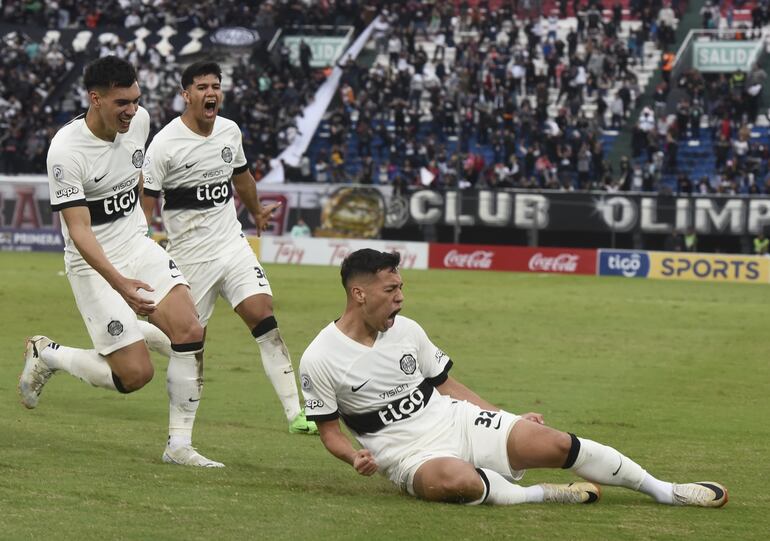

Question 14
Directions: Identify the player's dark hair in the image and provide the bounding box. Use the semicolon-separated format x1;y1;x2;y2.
181;61;222;89
83;56;137;91
341;249;401;288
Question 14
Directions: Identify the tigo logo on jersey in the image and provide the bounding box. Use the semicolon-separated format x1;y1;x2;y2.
599;250;650;278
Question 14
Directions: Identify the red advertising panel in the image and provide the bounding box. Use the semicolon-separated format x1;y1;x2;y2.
428;243;597;275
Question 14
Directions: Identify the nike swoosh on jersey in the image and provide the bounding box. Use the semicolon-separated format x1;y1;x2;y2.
185;162;198;169
93;173;108;183
351;379;370;392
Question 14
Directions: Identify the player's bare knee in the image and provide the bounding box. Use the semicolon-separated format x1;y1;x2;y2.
441;473;485;502
170;320;204;345
537;427;574;467
186;321;205;344
418;467;484;503
554;430;573;459
116;363;154;392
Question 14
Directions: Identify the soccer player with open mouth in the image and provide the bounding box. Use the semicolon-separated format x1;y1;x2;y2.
140;61;318;468
299;249;728;508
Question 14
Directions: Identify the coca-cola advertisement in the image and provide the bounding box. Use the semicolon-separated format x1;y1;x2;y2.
429;243;597;275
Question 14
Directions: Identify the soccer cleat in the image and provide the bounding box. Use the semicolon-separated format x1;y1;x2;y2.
162;445;224;468
672;482;728;508
19;335;56;409
540;482;601;504
288;409;319;435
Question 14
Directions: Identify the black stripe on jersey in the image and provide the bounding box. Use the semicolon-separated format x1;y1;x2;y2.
306;411;340;423
162;179;233;210
233;164;249;175
87;185;140;225
340;379;436;435
425;359;453;387
144;187;161;198
51;199;88;212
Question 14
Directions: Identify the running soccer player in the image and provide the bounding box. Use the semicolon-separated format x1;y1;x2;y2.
19;56;209;465
299;248;728;507
140;61;317;467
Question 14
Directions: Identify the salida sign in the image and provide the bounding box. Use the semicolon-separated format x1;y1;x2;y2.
405;190;770;235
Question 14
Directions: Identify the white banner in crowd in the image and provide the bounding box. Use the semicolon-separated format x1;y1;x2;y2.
259;236;429;269
261;16;381;183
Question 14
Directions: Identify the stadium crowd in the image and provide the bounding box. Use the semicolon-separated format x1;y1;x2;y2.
310;0;682;191
0;0;380;177
2;0;770;195
627;0;770;196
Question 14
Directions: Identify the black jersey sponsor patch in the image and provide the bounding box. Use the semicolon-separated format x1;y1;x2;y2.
163;179;233;210
340;379;434;434
87;185;140;225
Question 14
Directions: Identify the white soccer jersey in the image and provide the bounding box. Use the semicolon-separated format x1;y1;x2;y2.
47;107;150;274
143;116;248;264
299;315;454;473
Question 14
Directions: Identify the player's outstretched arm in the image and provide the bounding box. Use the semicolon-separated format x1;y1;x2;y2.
141;192;158;230
317;418;378;476
437;377;545;425
436;375;499;412
61;206;156;316
232;169;280;236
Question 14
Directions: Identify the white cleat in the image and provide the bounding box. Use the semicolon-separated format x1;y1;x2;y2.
19;335;55;409
540;482;601;504
672;482;728;508
162;445;224;468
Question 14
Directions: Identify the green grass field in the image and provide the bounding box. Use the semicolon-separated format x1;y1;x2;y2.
1;252;768;540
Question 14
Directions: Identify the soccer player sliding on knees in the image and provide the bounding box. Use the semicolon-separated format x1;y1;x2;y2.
298;249;727;507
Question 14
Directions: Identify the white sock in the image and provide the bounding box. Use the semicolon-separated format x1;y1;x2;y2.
167;346;203;449
570;437;646;490
468;468;531;505
639;473;675;504
137;319;172;357
41;342;117;390
255;328;301;421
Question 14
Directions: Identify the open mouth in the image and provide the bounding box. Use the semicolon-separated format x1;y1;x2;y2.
386;309;400;329
204;99;217;116
118;116;132;129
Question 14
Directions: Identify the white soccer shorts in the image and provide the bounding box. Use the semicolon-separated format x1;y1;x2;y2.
68;236;188;355
388;400;525;496
175;240;273;326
